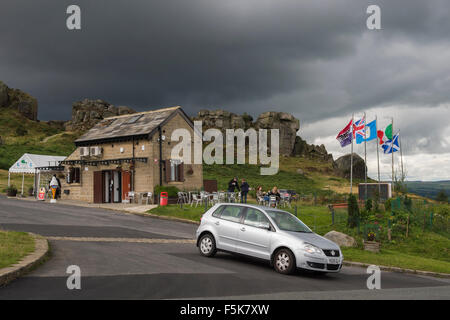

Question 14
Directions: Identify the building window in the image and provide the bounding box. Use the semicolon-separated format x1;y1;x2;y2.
164;159;184;182
67;167;81;184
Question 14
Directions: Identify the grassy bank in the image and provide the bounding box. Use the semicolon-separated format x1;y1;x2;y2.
342;247;450;274
0;169;35;194
0;230;35;269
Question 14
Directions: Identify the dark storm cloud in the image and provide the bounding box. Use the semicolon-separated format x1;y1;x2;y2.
1;0;450;136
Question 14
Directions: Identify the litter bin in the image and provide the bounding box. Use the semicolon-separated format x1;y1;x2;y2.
160;191;168;206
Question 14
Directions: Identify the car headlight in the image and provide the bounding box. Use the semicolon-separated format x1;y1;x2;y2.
303;243;323;255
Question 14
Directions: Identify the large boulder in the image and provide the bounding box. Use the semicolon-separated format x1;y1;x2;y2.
293;136;334;163
193;109;299;156
65;99;136;131
255;112;300;156
0;81;38;120
324;230;356;247
335;153;367;180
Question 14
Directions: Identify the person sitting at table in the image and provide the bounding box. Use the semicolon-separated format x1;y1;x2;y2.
267;186;281;204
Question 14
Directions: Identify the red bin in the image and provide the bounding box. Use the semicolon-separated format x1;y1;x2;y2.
160;192;168;206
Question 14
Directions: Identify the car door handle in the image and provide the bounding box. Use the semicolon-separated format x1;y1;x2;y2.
240;227;246;232
215;221;220;225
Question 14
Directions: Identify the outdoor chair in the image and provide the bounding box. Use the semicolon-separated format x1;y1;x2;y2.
269;195;278;208
177;192;186;205
280;195;292;208
140;192;153;205
190;194;202;207
127;191;136;204
257;196;265;206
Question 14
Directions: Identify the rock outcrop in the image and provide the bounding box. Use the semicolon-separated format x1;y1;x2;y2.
292;136;334;162
193;109;300;156
65;99;136;131
254;112;300;156
0;81;38;121
334;153;367;180
324;231;356;247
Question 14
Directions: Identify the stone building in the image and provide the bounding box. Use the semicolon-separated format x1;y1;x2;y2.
60;106;203;203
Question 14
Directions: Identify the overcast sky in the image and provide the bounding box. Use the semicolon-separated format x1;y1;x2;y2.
1;0;449;181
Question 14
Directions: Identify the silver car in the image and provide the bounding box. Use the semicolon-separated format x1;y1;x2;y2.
196;203;343;274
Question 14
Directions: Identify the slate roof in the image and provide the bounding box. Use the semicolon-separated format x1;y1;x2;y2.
75;106;188;145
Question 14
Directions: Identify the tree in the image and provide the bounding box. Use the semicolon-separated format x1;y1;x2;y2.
436;190;448;203
347;194;360;228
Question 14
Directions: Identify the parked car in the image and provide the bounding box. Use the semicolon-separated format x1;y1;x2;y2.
196;203;343;274
278;189;296;198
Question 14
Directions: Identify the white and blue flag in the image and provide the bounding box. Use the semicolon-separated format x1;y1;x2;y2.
382;132;400;154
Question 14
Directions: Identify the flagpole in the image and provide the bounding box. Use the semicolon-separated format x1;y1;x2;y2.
364;112;367;201
391;117;394;194
399;129;404;183
350;113;354;194
376;115;381;196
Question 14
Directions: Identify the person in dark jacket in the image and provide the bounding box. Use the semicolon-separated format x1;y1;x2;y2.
227;177;240;192
240;179;249;203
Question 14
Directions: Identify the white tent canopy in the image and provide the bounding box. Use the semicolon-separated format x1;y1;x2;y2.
8;153;66;174
8;153;67;194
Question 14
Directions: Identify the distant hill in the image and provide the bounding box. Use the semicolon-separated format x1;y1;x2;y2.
405;181;450;200
0;107;79;170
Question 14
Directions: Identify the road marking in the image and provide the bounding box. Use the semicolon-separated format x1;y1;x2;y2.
46;236;196;244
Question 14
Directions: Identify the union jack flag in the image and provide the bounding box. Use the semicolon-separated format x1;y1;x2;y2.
353;116;365;140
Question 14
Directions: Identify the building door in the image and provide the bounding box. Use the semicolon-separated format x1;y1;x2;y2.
122;170;131;202
112;171;121;203
104;171;111;203
93;171;103;203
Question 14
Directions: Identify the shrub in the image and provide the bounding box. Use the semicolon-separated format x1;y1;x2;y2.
154;185;180;198
347;194;360;228
5;185;18;196
15;127;28;136
365;198;373;212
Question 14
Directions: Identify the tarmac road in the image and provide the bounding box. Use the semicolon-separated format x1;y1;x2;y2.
0;195;449;300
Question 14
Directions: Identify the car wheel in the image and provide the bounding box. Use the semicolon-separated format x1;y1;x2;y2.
198;233;217;257
273;249;295;274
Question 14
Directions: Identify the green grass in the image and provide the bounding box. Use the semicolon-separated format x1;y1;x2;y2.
0;230;35;269
0;108;79;170
342;247;450;274
149;204;206;221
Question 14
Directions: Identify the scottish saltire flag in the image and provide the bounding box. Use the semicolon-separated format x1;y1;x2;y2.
336;119;353;147
353;117;365;144
382;132;400;154
356;119;377;144
378;123;393;145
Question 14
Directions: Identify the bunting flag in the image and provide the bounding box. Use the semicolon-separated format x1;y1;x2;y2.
382;132;400;154
377;123;393;145
336;119;353;147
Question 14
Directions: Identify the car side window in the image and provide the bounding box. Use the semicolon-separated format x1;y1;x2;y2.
212;206;224;218
219;205;244;223
243;208;270;228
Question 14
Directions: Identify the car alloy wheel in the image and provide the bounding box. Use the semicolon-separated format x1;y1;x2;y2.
198;234;216;257
274;249;295;274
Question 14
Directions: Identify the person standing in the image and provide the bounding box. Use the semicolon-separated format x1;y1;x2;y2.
240;179;249;203
227;177;240;192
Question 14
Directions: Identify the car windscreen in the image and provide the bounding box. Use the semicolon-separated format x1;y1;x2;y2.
266;210;312;233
